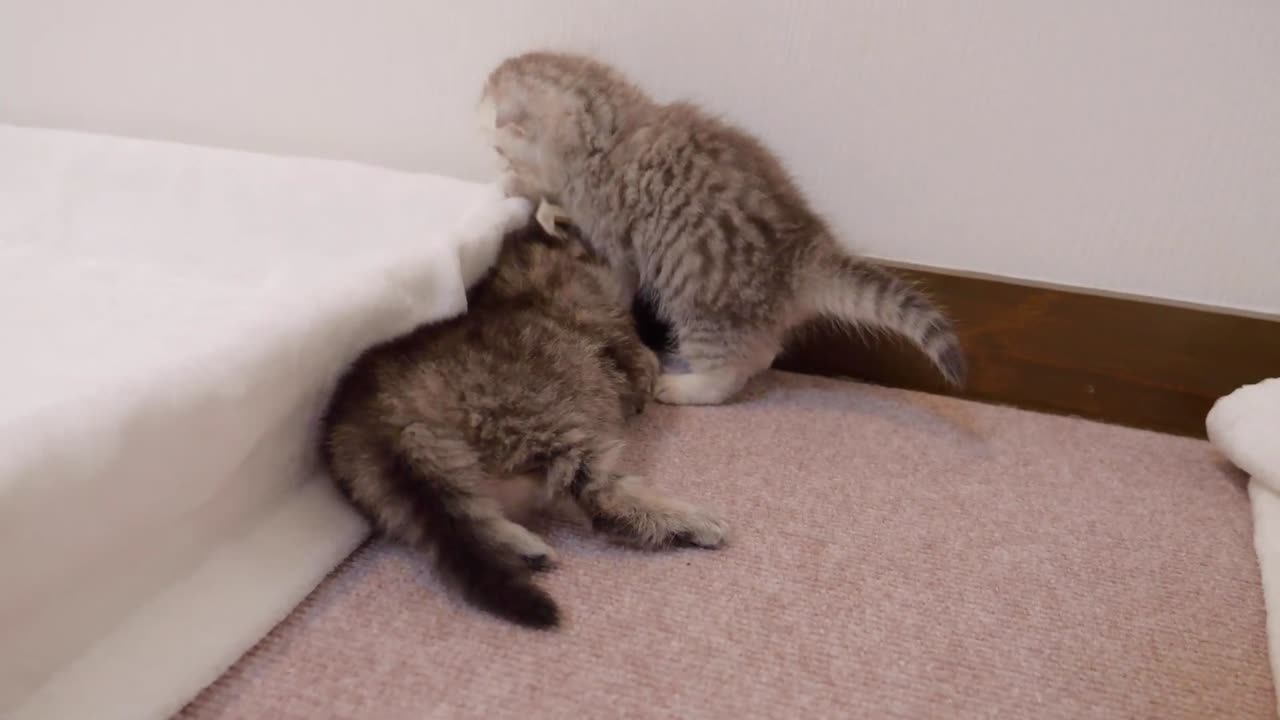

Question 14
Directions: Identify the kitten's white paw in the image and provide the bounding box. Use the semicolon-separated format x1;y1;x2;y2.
490;519;557;570
654;372;738;406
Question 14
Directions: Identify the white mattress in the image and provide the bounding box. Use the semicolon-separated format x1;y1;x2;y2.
0;124;530;719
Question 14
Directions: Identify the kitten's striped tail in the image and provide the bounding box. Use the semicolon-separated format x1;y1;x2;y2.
380;427;560;629
807;251;967;387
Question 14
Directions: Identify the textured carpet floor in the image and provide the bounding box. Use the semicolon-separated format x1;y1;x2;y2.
180;372;1272;719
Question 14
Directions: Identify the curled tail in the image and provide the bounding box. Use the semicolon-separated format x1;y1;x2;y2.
807;252;967;387
374;426;559;629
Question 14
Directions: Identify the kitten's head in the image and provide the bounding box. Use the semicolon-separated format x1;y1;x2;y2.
479;52;650;196
478;219;610;307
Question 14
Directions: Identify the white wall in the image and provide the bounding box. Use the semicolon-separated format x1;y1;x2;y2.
2;0;1277;314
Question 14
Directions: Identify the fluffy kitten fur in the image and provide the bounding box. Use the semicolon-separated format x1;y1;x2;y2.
320;220;727;629
481;52;966;405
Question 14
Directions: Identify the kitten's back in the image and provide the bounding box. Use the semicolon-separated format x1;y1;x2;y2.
616;95;967;389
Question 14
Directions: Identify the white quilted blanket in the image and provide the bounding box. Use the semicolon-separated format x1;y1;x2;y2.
0;124;529;720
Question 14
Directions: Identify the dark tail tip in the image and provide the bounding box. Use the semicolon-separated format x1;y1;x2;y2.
467;579;560;629
936;342;968;388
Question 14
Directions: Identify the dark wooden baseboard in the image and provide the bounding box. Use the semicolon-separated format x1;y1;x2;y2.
774;265;1280;438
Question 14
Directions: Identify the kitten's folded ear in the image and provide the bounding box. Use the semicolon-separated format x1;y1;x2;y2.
479;90;527;136
494;97;528;135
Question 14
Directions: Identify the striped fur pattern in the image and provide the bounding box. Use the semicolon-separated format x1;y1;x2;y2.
481;52;966;404
320;222;727;629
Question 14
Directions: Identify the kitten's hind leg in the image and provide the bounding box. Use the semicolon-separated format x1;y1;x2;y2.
559;460;729;549
390;424;559;627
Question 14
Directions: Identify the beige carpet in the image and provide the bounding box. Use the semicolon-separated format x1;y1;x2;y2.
180;372;1272;719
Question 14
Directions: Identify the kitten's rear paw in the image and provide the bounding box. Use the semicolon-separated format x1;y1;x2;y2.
670;509;730;549
586;475;729;550
489;519;558;570
522;549;557;572
630;503;729;550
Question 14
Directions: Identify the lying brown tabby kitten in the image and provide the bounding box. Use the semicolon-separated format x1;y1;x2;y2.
481;51;966;405
320;220;728;629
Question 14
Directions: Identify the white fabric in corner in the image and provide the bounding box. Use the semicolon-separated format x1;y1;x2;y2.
0;124;530;720
1207;377;1280;716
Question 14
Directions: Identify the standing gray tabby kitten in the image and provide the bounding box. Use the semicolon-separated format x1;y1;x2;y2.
481;52;966;405
320;221;727;629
